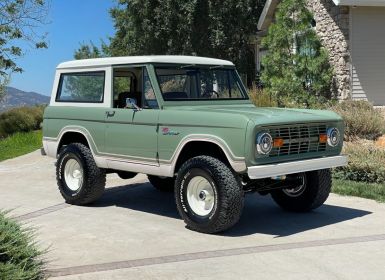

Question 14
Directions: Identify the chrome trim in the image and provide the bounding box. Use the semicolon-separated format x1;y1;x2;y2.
247;155;348;179
256;132;273;155
327;127;341;147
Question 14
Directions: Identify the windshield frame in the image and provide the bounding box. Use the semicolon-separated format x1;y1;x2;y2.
153;64;249;102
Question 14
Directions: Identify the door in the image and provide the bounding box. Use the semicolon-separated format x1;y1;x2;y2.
104;109;159;164
104;66;160;166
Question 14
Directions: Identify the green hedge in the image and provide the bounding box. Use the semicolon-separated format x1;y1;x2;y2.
0;211;46;280
333;140;385;184
0;106;44;138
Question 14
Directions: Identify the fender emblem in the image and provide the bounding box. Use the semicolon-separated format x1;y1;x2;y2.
162;127;180;136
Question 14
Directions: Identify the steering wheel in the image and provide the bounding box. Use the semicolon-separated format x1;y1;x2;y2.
202;90;219;99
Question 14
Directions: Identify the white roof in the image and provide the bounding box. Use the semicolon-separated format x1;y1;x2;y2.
333;0;385;5
57;55;234;69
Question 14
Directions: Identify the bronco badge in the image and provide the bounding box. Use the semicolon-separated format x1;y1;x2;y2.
161;127;180;136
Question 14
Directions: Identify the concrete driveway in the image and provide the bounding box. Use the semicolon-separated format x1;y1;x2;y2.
1;151;385;280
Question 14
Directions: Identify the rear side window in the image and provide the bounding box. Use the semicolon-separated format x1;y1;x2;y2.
56;71;105;102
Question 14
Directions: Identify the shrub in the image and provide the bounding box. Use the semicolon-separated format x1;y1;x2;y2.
329;100;385;141
0;106;44;138
0;211;46;280
0;108;36;136
0;125;5;139
260;0;334;108
248;86;277;107
333;140;385;184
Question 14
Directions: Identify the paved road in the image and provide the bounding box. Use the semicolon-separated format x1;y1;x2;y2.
1;151;385;279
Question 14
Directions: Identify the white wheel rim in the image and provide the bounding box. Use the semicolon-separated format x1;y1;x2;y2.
64;158;83;191
282;174;306;197
186;176;215;216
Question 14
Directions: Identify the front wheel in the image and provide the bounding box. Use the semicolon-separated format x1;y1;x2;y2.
56;143;106;205
270;169;332;212
175;156;244;234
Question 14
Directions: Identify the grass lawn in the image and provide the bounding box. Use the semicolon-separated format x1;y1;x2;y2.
0;130;42;162
333;179;385;203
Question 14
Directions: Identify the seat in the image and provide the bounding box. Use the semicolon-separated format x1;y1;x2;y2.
118;91;142;108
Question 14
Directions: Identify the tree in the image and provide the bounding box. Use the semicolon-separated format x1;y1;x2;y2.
0;0;49;99
74;41;110;60
107;0;266;86
260;0;334;107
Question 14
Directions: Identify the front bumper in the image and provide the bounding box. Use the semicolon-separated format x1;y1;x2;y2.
247;155;348;179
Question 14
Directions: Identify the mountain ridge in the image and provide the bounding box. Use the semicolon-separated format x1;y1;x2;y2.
0;87;50;112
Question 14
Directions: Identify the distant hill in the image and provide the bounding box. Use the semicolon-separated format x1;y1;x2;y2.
0;87;50;112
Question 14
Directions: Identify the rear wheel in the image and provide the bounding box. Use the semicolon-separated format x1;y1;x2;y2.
175;156;244;234
147;175;175;192
270;169;332;212
56;143;106;205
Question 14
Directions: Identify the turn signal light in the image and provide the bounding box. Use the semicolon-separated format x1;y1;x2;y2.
319;134;328;143
273;138;284;148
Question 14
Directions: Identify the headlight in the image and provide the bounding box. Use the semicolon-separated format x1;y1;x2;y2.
256;132;273;155
327;127;340;147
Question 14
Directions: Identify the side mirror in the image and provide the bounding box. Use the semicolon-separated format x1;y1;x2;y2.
125;98;142;111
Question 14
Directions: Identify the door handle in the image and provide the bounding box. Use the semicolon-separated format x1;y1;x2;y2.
106;111;116;117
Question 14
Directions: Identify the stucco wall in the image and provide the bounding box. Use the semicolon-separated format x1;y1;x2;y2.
307;0;351;100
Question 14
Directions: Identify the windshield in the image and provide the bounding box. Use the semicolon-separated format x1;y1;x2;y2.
155;66;248;101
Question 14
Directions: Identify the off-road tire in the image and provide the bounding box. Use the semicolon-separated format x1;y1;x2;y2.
175;156;244;234
56;143;106;205
271;169;332;212
147;175;175;192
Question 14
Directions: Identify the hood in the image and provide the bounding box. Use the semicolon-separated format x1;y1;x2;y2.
167;104;342;125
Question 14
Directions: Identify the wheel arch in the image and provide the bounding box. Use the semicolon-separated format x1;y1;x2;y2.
57;131;91;154
171;137;246;174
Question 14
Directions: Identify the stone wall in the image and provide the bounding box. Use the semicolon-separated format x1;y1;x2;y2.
307;0;351;100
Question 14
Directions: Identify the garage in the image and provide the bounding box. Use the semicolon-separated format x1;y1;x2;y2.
351;6;385;105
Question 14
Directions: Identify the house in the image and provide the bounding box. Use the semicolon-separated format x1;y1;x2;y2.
256;0;385;105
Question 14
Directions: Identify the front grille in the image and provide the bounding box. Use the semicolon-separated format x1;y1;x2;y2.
268;124;327;157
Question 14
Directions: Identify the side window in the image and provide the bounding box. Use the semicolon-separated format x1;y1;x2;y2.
56;72;105;102
143;68;159;109
114;75;131;101
113;68;139;109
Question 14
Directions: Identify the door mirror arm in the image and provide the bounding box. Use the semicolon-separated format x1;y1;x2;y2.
125;98;142;111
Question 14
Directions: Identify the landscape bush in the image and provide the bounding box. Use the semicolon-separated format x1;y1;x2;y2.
328;100;385;141
0;106;44;138
0;211;46;280
248;86;277;107
333;140;385;184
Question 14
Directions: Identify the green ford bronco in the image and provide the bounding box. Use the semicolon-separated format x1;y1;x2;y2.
42;55;347;233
